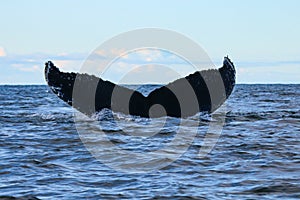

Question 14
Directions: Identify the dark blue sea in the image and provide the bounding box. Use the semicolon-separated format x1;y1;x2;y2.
0;84;299;199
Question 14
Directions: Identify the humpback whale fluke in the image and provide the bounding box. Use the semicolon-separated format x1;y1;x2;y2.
45;57;235;118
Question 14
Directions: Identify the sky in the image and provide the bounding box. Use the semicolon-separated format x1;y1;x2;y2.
0;0;299;84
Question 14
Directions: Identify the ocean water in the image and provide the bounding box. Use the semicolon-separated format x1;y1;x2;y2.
0;84;299;199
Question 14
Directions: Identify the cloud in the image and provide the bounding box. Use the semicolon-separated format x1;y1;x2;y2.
0;47;6;57
1;52;88;71
1;49;300;84
0;52;87;84
236;63;300;83
118;64;182;84
93;48;128;59
52;60;84;72
11;64;42;72
22;65;41;72
134;48;163;62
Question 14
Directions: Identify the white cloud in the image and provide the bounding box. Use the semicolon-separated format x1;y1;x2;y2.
52;60;83;72
11;64;42;72
236;63;300;83
135;48;163;62
23;65;41;72
2;50;300;84
0;47;6;57
93;48;128;59
118;64;181;84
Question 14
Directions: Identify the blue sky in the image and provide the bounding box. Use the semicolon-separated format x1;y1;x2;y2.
0;0;299;84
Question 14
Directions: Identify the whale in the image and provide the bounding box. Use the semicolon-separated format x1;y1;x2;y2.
44;57;235;118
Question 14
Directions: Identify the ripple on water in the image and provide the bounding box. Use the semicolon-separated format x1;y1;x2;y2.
0;85;299;199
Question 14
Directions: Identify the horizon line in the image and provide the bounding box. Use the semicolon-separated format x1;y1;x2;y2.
0;82;299;86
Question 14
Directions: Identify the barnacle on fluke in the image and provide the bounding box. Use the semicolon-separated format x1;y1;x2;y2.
45;57;235;118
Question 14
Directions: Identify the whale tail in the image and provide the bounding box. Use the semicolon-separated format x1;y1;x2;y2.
220;56;236;98
45;57;236;118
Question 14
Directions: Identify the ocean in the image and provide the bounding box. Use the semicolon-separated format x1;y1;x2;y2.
0;84;299;199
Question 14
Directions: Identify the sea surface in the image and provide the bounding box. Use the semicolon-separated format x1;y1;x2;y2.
0;84;299;199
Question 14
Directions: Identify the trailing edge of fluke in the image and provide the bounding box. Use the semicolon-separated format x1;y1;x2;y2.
45;57;236;118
